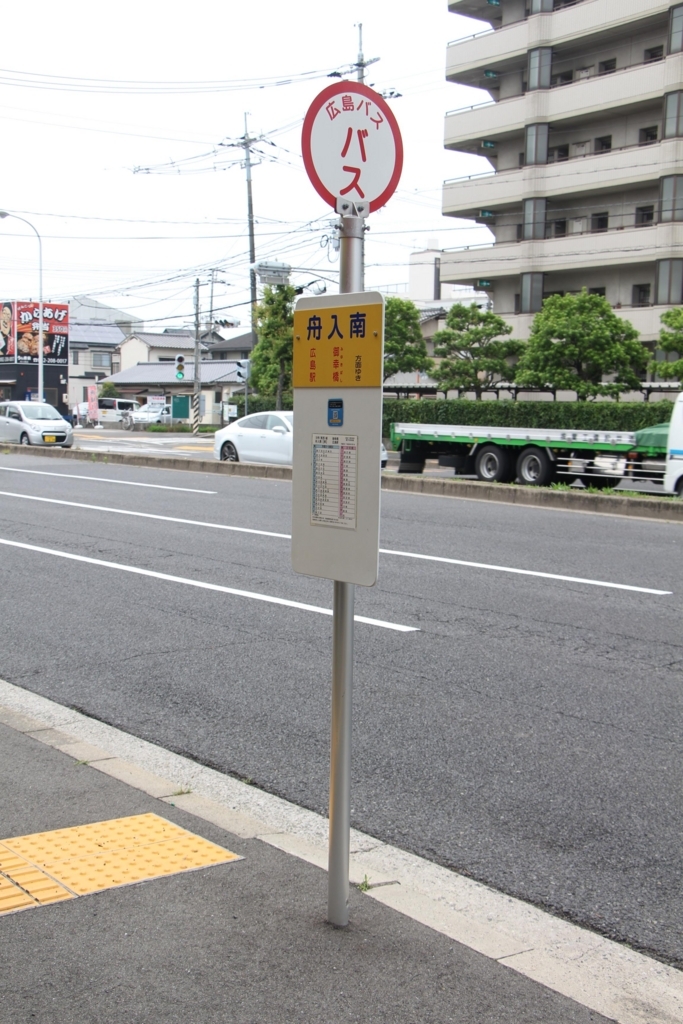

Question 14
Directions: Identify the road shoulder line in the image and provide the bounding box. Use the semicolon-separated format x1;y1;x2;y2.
0;678;680;1024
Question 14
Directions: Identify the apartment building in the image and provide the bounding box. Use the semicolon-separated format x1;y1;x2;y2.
441;0;683;349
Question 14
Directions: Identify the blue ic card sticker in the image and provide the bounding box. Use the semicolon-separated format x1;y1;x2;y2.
327;398;343;427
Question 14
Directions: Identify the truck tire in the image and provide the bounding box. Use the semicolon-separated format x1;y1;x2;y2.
676;478;683;498
398;448;425;474
475;444;512;483
516;447;555;486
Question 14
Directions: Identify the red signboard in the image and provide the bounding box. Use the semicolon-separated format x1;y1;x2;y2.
15;302;69;365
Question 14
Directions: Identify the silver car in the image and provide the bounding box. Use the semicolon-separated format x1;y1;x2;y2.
0;401;74;447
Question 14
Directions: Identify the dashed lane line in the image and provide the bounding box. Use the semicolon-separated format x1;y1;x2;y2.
0;489;671;596
0;467;216;494
0;537;418;633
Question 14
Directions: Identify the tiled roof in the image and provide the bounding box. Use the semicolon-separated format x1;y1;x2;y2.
121;332;209;351
103;361;239;386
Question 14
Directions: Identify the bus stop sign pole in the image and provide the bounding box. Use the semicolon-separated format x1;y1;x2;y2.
328;209;364;927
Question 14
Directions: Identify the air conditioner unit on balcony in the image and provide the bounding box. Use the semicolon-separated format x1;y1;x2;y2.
570;218;588;234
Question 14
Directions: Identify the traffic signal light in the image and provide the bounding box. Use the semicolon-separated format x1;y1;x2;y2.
175;354;185;380
236;359;250;383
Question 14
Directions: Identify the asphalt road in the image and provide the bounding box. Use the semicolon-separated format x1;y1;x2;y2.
0;452;681;967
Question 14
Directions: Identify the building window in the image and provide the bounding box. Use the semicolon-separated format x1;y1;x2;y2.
530;0;553;11
92;352;112;368
632;284;652;307
594;135;612;153
548;218;567;238
644;45;664;63
591;212;609;233
214;390;222;403
660;176;683;221
635;205;655;226
639;126;658;145
71;351;79;365
527;48;552;91
523;198;546;240
669;5;683;54
547;144;569;162
588;287;606;297
664;92;683;137
82;386;90;401
656;260;683;304
550;70;573;87
598;58;617;75
524;123;548;165
520;273;544;313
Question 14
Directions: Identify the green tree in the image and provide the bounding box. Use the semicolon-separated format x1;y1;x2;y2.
515;290;648;400
250;284;296;410
432;303;523;398
98;381;120;398
650;307;683;381
383;297;433;381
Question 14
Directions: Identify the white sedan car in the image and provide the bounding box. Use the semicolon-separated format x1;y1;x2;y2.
214;411;293;465
213;410;388;468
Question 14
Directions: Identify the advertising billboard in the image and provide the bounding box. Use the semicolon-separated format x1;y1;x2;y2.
0;301;14;362
16;302;69;364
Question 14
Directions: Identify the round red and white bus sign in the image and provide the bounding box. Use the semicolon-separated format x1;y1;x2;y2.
302;81;403;214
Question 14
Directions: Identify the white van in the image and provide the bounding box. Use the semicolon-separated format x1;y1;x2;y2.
77;397;140;424
664;392;683;496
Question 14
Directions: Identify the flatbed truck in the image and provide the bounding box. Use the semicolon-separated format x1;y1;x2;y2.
390;392;683;495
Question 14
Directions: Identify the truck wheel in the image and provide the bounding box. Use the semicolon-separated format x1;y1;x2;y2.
676;478;683;498
516;447;555;486
398;449;425;474
475;444;512;483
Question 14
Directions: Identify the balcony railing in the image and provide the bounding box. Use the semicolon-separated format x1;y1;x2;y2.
446;51;667;116
444;137;663;186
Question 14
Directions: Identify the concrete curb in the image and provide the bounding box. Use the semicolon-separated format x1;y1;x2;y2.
0;444;292;480
381;474;683;522
2;443;682;521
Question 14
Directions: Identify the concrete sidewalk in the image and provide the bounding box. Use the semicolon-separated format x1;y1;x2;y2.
0;714;610;1024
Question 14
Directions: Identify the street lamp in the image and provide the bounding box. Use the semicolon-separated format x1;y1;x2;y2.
0;211;44;402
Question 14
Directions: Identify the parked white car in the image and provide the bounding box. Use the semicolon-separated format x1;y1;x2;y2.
214;412;293;465
128;404;171;425
213;411;388;468
0;401;73;447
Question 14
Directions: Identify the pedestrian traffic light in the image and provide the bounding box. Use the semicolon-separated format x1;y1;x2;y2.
175;354;185;380
236;359;250;383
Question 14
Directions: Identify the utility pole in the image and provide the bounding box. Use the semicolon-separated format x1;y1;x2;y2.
243;114;258;340
193;277;201;435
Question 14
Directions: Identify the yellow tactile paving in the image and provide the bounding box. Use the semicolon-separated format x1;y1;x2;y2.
0;813;240;916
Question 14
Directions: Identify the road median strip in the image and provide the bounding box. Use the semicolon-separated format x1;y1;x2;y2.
2;443;682;521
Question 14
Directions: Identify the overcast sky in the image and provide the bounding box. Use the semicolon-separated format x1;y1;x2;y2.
0;0;491;330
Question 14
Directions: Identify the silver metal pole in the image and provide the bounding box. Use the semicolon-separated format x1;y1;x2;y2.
37;233;43;403
327;210;364;927
193;278;201;434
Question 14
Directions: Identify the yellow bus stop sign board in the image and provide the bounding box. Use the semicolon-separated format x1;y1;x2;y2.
293;300;383;388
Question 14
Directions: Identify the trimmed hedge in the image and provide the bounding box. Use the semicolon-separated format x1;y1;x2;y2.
382;399;674;439
230;394;293;416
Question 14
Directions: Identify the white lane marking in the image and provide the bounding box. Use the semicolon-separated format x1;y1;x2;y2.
0;489;669;596
0;491;289;539
0;537;417;633
379;547;672;596
0;466;216;494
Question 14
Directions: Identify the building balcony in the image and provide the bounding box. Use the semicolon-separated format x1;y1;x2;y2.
440;222;683;281
443;138;683;216
446;0;669;86
481;303;676;342
445;56;683;150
